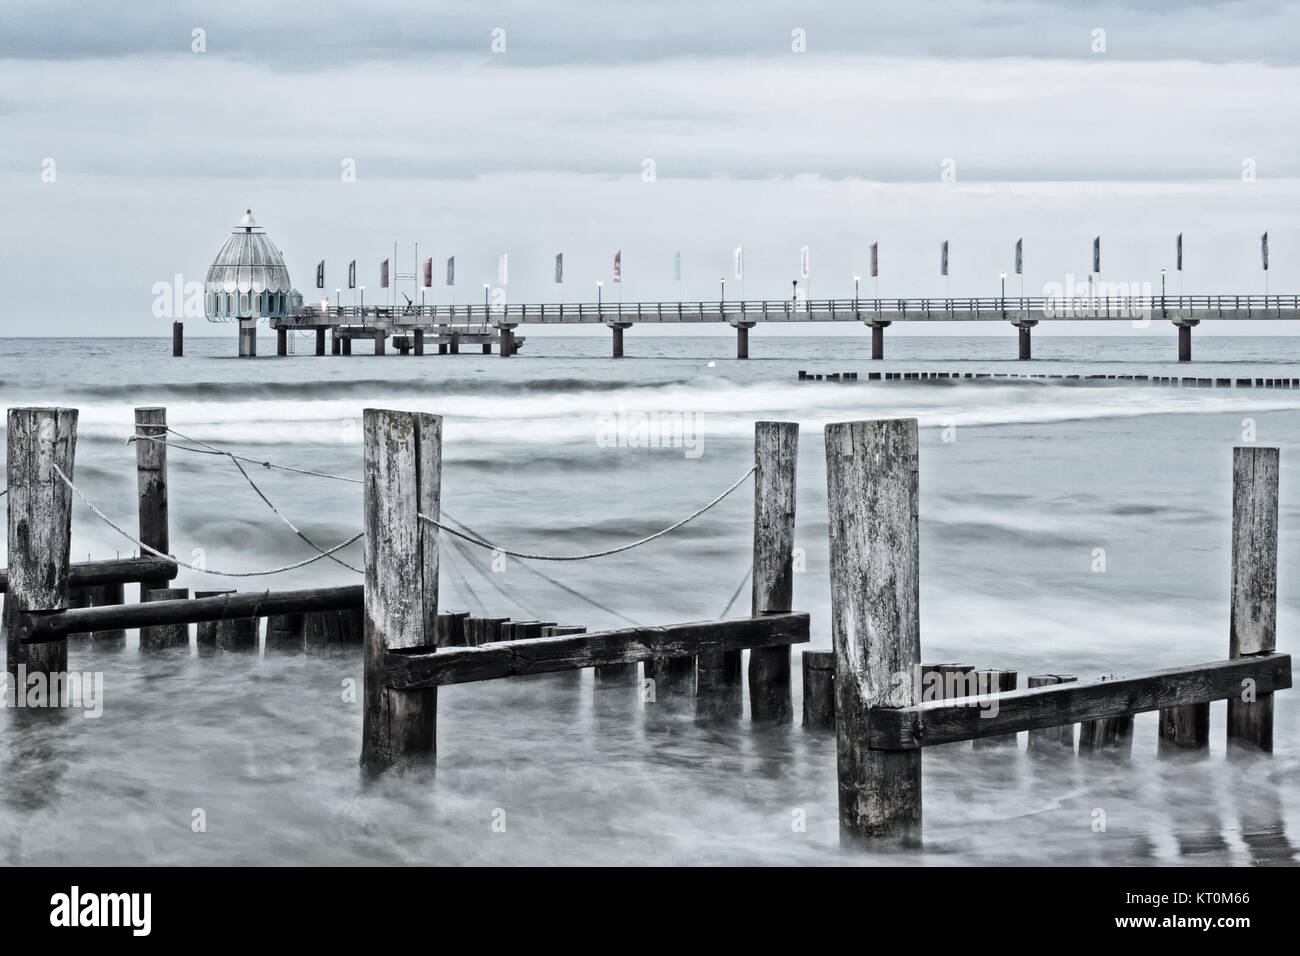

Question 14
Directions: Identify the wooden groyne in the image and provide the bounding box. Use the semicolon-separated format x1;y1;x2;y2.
798;370;1300;387
2;404;1290;847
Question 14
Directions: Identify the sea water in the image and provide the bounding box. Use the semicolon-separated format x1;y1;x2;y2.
1;333;1297;865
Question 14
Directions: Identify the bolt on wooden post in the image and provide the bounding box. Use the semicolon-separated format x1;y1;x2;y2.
1227;445;1279;752
6;408;78;682
748;421;798;722
134;407;170;600
360;409;441;772
825;418;921;846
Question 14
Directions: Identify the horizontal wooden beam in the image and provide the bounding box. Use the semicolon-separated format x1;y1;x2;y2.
0;556;177;594
22;585;362;641
867;654;1291;750
385;612;810;689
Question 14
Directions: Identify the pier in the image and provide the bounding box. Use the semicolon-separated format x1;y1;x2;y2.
251;293;1300;362
3;403;1291;847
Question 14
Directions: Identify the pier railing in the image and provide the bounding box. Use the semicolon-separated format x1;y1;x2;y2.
2;404;1291;848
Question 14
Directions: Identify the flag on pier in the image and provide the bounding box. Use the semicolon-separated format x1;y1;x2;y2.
734;246;744;280
1262;232;1269;270
348;259;356;289
422;257;433;288
614;250;622;282
800;245;810;279
1177;233;1183;271
673;250;681;282
1015;238;1023;275
1092;236;1101;274
555;253;563;283
940;241;948;277
498;254;508;286
446;256;455;286
870;243;878;278
316;260;325;289
381;259;389;288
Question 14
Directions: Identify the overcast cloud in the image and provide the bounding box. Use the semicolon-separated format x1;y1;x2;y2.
2;1;1295;336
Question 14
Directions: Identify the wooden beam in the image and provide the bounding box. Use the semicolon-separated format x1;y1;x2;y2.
22;585;362;640
867;654;1291;750
0;556;177;594
385;612;809;689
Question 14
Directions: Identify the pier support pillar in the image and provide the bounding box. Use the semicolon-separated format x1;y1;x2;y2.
172;321;183;357
1175;320;1198;362
414;329;424;356
331;333;341;355
439;342;448;355
343;338;352;355
1015;319;1037;360
869;321;890;360
612;326;624;358
238;319;257;357
737;324;750;359
450;334;459;355
276;328;288;356
483;343;491;354
374;330;386;355
499;327;514;357
315;328;326;356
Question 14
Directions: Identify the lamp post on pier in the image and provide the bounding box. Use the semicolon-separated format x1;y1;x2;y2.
1161;268;1167;320
1000;272;1007;319
854;275;861;317
483;282;490;319
335;288;341;318
360;285;366;325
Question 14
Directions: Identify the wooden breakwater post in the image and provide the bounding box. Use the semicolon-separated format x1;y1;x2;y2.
134;407;170;601
826;417;921;846
360;408;441;772
6;407;77;680
1026;674;1077;752
1227;445;1279;752
801;649;835;729
140;587;189;650
971;669;1017;749
748;421;798;722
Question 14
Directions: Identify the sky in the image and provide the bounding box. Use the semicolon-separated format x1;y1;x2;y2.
2;0;1297;336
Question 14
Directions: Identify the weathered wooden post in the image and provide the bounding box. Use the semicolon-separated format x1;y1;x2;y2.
801;649;835;729
971;668;1017;749
1026;674;1077;752
825;417;921;845
194;589;232;652
749;421;798;722
360;408;441;772
6;407;77;680
134;407;169;600
140;587;189;649
88;582;126;646
1227;445;1279;752
266;613;305;653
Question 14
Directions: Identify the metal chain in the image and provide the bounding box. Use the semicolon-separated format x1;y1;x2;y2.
418;465;755;561
53;462;363;577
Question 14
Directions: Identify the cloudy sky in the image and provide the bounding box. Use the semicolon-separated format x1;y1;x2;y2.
3;0;1297;336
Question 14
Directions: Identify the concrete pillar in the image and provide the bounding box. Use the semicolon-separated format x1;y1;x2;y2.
331;332;341;355
499;328;514;357
483;343;491;354
172;321;183;357
870;322;888;360
737;325;749;360
612;326;624;358
342;337;352;356
1018;325;1031;360
414;329;424;355
1178;323;1192;362
450;334;459;355
276;327;287;356
315;328;326;356
439;342;448;354
238;320;257;357
374;330;386;355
